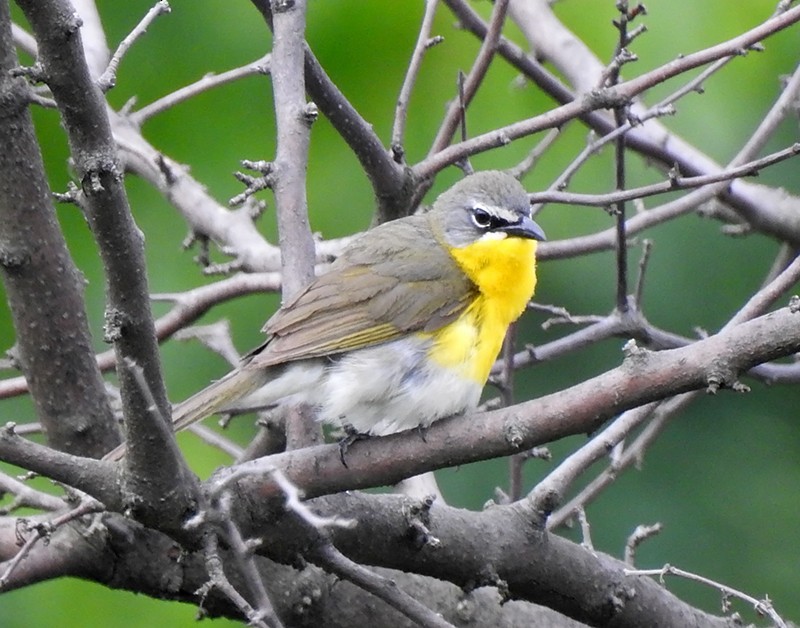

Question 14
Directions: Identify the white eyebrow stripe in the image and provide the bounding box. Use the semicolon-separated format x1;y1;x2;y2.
473;203;522;223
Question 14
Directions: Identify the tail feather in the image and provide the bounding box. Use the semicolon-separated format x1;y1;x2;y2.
103;368;268;461
171;368;268;432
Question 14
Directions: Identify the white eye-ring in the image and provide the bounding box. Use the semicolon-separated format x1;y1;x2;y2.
471;206;494;229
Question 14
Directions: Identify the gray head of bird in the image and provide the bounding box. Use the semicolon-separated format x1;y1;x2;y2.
432;170;547;249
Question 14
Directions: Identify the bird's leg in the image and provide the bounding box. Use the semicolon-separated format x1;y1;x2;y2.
338;423;370;468
416;422;429;443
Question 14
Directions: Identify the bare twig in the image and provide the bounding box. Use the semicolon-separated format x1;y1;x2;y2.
230;159;275;207
0;496;104;588
624;523;662;566
313;541;457;628
726;251;800;326
0;472;66;514
576;507;594;552
10;22;37;57
198;532;272;628
499;326;526;501
428;0;510;156
216;493;282;628
508;128;560;180
545;253;800;528
608;1;637;312
632;239;652;308
187;424;245;459
211;461;355;530
527;143;800;207
173;320;241;367
97;1;171;91
392;0;440;159
131;53;271;125
625;564;788;628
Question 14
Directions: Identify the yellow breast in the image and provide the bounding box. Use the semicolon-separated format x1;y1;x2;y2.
426;236;538;384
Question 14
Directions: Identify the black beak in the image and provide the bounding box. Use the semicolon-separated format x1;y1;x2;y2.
499;215;546;241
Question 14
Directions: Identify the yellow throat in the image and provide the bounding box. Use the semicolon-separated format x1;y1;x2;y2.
427;234;538;384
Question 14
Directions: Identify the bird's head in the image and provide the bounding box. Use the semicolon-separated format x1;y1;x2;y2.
431;170;546;249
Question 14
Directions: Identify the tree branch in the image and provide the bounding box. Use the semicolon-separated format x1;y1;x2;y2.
443;0;800;244
218;306;800;502
0;1;118;456
17;0;170;443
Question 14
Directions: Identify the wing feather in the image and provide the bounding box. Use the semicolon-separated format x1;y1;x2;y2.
247;214;475;368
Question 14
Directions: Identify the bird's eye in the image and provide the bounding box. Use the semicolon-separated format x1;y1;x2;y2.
471;207;494;229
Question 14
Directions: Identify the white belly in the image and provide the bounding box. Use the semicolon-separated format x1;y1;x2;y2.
233;337;482;436
318;338;482;435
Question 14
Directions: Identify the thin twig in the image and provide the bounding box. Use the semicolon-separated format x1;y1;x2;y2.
210;462;355;530
187;424;245;459
199;533;272;628
726;251;800;326
420;2;800;179
10;22;37;57
633;239;653;307
508;128;560;180
609;1;633;312
624;522;662;566
625;564;788;628
173;320;241;367
455;71;473;174
0;471;66;514
97;1;171;91
0;497;104;588
391;0;440;159
528;144;800;206
499;326;525;501
546;252;800;527
576;507;594;551
528;303;605;330
216;493;283;628
313;541;457;628
427;0;510;156
269;467;356;530
760;244;799;287
729;59;800;171
131;53;271;125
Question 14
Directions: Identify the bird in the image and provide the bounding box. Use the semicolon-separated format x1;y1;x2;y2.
105;170;545;461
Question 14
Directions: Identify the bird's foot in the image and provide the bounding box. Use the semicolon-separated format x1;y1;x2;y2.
338;424;370;468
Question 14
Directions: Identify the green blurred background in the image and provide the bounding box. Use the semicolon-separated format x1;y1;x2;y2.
1;0;798;625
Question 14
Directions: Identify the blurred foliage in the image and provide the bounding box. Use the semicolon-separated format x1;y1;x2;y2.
1;0;799;625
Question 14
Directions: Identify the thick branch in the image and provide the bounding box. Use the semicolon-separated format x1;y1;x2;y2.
0;0;117;456
0;510;587;627
16;0;194;526
268;0;315;298
238;492;740;627
222;306;800;501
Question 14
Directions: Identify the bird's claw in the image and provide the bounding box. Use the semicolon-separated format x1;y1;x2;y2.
338;424;369;468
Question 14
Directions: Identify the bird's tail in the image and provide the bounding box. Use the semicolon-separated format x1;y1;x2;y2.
103;367;269;461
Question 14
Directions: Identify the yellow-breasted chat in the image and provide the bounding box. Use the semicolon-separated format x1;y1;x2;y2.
105;170;545;460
